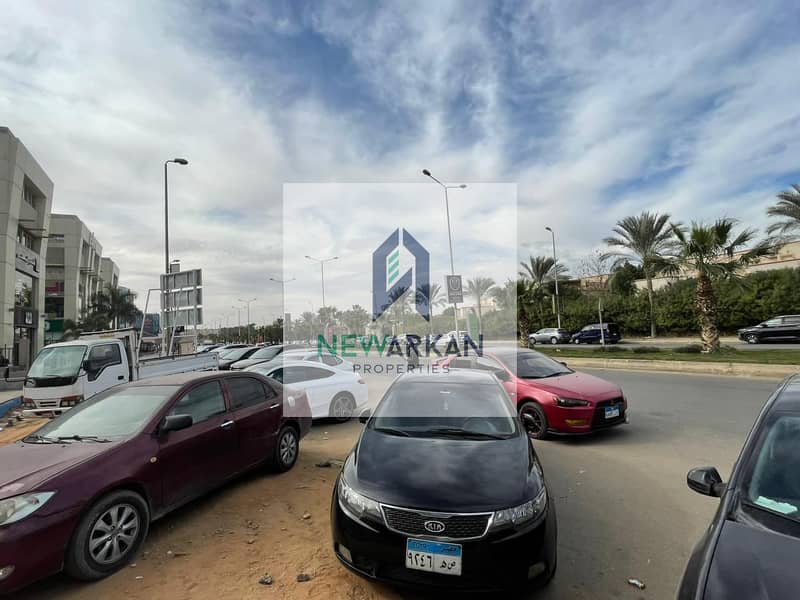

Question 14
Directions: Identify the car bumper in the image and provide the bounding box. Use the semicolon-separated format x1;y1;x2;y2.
545;402;628;434
330;489;557;592
0;508;79;594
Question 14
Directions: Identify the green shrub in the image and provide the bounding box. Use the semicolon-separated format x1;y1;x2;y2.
673;344;703;354
595;345;627;353
632;346;662;354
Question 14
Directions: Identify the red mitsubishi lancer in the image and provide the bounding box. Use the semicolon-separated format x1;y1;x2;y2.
438;347;627;439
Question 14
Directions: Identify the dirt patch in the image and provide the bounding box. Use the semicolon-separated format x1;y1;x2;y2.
16;421;400;600
0;416;47;445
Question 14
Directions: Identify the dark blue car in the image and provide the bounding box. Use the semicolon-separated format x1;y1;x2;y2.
571;323;621;344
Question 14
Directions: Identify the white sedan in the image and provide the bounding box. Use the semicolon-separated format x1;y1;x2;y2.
245;359;368;422
279;349;355;372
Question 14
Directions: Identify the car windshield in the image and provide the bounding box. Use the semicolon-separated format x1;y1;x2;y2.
250;346;283;359
745;414;800;524
370;381;517;438
27;345;87;379
494;350;571;379
29;386;177;441
221;347;254;360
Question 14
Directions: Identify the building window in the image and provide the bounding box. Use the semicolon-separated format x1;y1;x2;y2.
22;183;37;208
15;271;33;308
45;297;64;318
17;226;34;249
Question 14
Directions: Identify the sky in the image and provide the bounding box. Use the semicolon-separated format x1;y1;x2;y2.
2;0;799;327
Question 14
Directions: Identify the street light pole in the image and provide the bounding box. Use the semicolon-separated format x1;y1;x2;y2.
232;305;242;341
423;169;467;336
163;157;188;355
238;297;257;344
304;256;338;309
545;226;561;329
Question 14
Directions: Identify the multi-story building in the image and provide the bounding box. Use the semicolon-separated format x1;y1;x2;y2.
99;257;119;290
44;214;105;342
0;127;54;367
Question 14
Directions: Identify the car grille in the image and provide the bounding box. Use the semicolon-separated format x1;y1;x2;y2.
382;505;491;540
592;397;626;428
38;400;58;408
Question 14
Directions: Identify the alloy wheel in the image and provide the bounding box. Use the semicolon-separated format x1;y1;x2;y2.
88;503;140;565
521;405;545;436
279;429;297;466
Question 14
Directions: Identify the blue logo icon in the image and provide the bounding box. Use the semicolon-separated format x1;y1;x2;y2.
372;229;430;321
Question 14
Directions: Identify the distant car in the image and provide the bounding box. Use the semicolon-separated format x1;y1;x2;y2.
737;315;800;344
571;323;621;344
279;350;355;372
331;369;557;592
528;328;571;345
438;347;627;439
212;343;250;355
217;346;260;370
0;371;311;594
678;374;800;600
197;343;222;353
228;344;306;371
247;359;367;422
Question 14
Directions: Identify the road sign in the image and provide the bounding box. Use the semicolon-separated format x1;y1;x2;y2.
446;275;463;303
161;268;203;328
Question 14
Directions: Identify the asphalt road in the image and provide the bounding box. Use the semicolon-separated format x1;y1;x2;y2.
528;339;800;351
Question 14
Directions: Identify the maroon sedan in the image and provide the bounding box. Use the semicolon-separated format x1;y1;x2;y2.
0;371;311;594
439;347;627;439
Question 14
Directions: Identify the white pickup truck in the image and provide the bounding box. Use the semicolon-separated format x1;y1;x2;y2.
14;328;218;415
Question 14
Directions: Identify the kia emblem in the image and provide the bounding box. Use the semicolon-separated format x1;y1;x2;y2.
423;520;446;534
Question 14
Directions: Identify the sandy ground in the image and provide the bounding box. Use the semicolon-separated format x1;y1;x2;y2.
15;420;401;600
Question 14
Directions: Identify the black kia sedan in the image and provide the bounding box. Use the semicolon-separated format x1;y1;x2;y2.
330;370;557;592
678;374;800;599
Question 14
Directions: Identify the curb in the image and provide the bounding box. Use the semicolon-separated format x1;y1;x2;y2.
558;357;797;379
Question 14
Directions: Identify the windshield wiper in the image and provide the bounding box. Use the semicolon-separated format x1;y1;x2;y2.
372;426;412;437
23;434;69;444
423;427;506;440
57;435;113;443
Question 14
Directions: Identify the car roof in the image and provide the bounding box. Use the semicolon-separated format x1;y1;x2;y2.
251;359;336;371
398;369;498;385
129;371;262;387
770;374;800;412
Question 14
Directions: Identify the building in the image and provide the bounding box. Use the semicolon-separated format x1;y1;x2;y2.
99;257;119;290
0;128;54;367
44;214;105;342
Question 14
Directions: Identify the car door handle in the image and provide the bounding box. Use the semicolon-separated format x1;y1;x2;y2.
117;375;125;380
269;403;280;409
220;420;235;429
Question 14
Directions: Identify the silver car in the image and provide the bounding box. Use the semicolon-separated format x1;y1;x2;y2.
528;328;571;345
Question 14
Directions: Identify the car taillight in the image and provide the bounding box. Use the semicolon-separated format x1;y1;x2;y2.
22;398;35;409
60;395;84;407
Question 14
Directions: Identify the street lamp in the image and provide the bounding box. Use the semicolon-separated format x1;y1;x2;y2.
304;256;338;309
422;168;466;336
232;305;242;341
238;297;257;343
545;226;561;329
163;157;188;355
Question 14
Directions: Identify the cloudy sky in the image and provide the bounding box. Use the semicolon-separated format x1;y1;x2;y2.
3;0;799;327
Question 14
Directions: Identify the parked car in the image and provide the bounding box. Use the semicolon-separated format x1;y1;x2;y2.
228;344;306;371
571;323;621;344
438;347;627;439
246;359;367;422
678;374;800;600
528;328;571;346
0;371;311;594
217;346;260;370
197;343;222;353
279;349;355;371
211;343;250;354
737;315;800;344
331;369;557;592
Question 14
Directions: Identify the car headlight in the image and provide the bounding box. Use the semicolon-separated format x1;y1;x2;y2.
338;478;383;524
0;492;55;526
555;396;590;407
490;487;547;530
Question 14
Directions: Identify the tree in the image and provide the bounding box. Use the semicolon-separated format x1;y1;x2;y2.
767;183;800;239
466;277;495;336
609;262;645;296
90;284;141;329
603;211;676;338
340;305;370;335
518;255;566;287
415;283;446;336
669;219;772;352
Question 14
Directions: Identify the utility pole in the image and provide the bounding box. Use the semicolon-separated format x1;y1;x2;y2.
238;297;257;344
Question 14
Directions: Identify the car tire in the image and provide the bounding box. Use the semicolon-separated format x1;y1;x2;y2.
746;334;759;344
519;401;548;440
65;490;150;581
272;425;299;472
550;337;558;345
330;393;356;423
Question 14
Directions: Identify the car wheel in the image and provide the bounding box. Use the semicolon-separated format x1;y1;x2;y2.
519;401;548;440
746;334;759;344
550;337;558;345
65;490;149;581
272;425;299;472
573;338;580;344
330;393;356;423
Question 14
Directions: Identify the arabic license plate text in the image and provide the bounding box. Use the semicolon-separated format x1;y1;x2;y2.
405;539;462;576
605;406;620;419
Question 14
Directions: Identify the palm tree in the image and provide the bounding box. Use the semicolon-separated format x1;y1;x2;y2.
767;183;800;239
669;219;772;352
415;282;446;337
384;286;412;335
91;284;141;329
518;256;565;288
466;277;495;336
603;211;676;338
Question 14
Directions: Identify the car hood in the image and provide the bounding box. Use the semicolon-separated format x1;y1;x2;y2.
0;440;121;498
705;519;800;600
231;358;273;370
345;430;541;512
516;371;622;402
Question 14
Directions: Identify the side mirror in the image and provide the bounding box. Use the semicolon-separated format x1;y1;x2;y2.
160;414;193;435
358;408;371;424
558;361;568;367
494;369;510;382
82;359;97;372
687;466;725;497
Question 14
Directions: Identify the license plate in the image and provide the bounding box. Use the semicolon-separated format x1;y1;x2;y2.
605;406;620;419
405;539;462;576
